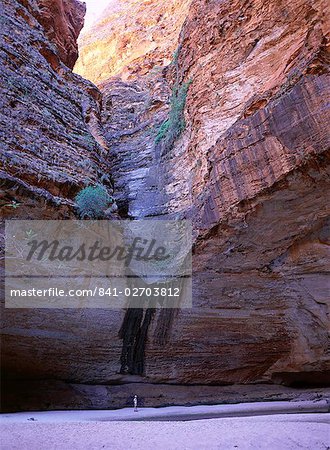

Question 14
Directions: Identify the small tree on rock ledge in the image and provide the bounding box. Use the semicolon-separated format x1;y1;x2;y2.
75;185;114;219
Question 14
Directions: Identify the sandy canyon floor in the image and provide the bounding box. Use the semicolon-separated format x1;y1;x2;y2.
1;403;329;450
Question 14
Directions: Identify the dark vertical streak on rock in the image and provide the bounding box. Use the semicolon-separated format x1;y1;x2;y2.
133;308;156;375
119;308;143;374
119;307;156;375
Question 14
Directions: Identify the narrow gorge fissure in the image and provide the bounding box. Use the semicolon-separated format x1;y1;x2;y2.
93;47;191;377
98;72;178;377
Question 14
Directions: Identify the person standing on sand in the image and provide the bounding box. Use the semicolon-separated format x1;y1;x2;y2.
133;395;138;412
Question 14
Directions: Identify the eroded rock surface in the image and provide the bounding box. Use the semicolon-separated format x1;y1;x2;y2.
92;0;330;384
74;0;192;83
0;0;110;215
2;381;329;412
35;0;86;70
100;72;172;217
0;0;118;405
1;0;329;411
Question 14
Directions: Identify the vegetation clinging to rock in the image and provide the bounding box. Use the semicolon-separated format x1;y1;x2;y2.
155;79;192;151
155;44;192;152
75;185;114;219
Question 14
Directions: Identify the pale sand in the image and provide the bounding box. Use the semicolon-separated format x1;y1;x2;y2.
1;413;329;450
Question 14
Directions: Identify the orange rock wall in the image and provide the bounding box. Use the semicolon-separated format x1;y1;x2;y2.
1;0;329;409
74;0;192;83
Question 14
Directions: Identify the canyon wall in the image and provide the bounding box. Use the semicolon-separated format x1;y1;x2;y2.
1;0;329;411
163;0;330;382
34;0;86;70
75;0;192;83
0;0;121;409
76;0;330;385
0;0;110;218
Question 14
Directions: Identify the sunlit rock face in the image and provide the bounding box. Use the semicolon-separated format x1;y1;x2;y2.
74;0;192;83
166;0;330;382
174;0;330;210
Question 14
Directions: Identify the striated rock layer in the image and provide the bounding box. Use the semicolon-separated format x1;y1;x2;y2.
35;0;86;70
172;0;330;383
0;0;117;408
0;0;110;217
74;0;192;83
93;0;330;384
1;0;330;411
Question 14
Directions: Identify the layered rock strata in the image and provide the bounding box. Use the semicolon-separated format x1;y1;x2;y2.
82;0;330;384
0;0;110;219
1;0;329;412
75;0;192;84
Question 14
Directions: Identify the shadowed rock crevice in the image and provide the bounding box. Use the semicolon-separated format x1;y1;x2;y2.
119;308;156;375
100;74;172;218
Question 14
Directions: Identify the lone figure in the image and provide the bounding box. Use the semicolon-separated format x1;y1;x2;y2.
133;395;138;412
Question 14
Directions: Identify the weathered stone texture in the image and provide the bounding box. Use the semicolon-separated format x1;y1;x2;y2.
74;0;192;83
1;0;329;410
35;0;86;70
95;0;330;384
0;0;110;214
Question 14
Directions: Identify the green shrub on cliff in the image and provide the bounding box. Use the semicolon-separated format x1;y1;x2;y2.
75;185;112;219
155;79;192;150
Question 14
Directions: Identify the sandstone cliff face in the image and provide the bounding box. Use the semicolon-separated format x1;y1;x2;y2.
170;0;330;382
35;0;86;70
175;0;330;208
74;0;192;83
0;0;117;402
83;0;330;384
100;72;173;217
1;0;329;410
0;0;110;217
